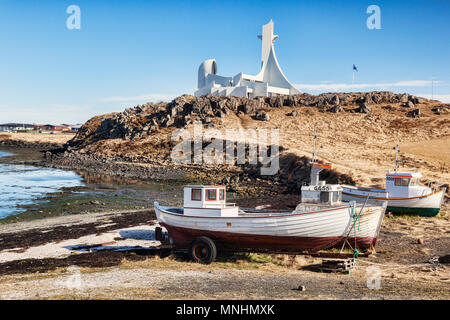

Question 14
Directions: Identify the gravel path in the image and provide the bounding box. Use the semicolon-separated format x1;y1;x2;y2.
0;262;448;300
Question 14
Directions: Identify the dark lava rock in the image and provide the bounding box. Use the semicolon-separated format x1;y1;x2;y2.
439;255;450;264
329;105;343;113
357;102;371;114
403;101;415;109
330;95;340;105
255;110;270;121
269;96;284;108
407;108;421;118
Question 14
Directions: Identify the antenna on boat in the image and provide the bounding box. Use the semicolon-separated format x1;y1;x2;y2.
393;144;399;172
311;126;317;164
311;126;323;164
309;126;328;185
392;130;401;172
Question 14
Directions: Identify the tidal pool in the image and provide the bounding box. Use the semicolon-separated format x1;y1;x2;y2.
0;151;85;218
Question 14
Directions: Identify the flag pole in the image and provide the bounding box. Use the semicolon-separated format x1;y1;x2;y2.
352;70;355;92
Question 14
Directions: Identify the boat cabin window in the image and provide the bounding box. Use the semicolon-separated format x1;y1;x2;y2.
333;191;342;203
410;178;419;186
320;191;329;203
394;178;410;187
219;189;225;200
206;189;217;201
191;189;202;201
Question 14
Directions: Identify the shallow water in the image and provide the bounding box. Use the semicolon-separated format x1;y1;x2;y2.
0;151;85;218
0;149;188;221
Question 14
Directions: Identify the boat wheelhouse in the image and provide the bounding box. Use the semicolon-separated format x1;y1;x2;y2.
183;185;238;217
300;163;343;205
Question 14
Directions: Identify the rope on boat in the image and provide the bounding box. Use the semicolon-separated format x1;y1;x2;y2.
351;202;360;263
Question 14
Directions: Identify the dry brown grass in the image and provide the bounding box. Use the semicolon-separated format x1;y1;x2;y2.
0;133;11;141
401;137;450;166
4;132;75;144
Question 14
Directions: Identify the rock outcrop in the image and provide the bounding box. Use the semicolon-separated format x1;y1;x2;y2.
67;91;434;150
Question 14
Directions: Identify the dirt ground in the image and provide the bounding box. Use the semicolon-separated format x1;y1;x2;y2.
400;137;450;165
0;205;448;300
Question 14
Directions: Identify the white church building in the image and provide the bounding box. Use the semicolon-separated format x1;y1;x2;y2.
194;20;300;98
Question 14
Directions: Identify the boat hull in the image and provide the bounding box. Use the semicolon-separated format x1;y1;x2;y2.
342;187;445;217
154;203;385;252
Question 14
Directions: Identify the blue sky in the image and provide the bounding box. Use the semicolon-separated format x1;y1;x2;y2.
0;0;449;123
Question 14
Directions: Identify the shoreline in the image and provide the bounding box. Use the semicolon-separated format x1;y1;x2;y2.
0;139;449;299
0;144;292;227
0;135;288;195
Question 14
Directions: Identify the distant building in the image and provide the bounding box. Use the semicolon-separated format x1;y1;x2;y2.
195;20;299;98
0;123;34;132
0;123;79;133
31;124;69;132
68;124;83;132
52;125;70;131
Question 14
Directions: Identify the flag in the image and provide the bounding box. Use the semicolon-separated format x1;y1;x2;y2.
353;64;358;72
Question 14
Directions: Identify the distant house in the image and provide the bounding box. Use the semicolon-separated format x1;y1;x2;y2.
53;125;70;131
37;124;69;132
0;123;34;132
35;124;54;131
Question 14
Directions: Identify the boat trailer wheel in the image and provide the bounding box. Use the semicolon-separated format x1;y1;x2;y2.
189;236;217;264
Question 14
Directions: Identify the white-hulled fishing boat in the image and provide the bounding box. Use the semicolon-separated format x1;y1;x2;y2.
343;145;446;216
154;163;387;264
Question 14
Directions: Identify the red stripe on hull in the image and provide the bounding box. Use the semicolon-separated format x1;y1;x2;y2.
161;224;376;252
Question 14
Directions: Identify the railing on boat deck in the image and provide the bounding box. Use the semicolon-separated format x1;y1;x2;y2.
203;203;237;208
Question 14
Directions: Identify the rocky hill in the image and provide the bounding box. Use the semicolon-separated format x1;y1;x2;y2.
68;91;443;148
47;91;449;198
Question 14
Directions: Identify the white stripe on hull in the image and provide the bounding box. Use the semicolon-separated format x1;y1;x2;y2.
343;188;445;209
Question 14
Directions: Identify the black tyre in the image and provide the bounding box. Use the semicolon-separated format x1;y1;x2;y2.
189;236;217;264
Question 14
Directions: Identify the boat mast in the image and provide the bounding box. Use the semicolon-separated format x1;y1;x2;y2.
311;126;317;164
393;144;399;172
310;126;323;185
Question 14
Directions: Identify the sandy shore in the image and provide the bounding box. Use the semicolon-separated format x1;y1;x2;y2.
0;206;448;300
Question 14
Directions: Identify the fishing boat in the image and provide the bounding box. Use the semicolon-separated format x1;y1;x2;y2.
154;162;387;264
342;145;446;216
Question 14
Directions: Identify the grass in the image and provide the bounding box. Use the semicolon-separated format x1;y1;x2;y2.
117;252;280;272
